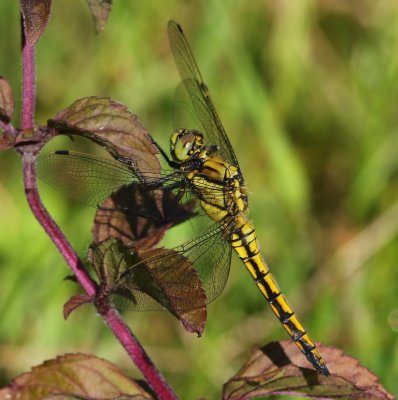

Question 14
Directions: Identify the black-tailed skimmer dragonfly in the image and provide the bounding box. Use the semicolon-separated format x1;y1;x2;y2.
36;21;329;376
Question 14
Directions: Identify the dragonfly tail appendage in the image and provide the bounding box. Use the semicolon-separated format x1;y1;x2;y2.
230;219;330;376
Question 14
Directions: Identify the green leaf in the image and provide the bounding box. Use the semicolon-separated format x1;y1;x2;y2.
48;96;160;173
0;353;154;399
89;238;131;290
86;0;112;33
0;77;14;122
223;341;394;399
20;0;52;46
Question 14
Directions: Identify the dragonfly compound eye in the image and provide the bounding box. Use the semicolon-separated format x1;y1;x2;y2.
171;129;200;161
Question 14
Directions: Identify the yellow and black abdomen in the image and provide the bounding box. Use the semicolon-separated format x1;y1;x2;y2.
188;153;329;375
229;215;329;375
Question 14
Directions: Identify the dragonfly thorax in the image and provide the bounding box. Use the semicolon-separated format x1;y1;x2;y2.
170;128;205;162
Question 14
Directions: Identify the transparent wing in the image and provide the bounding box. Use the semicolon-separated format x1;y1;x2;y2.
114;222;231;311
36;151;234;312
36;151;140;207
35;151;184;213
35;151;234;221
168;20;240;168
36;151;231;312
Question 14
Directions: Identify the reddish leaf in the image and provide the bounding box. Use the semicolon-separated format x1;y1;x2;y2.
93;183;196;250
63;294;92;319
124;247;207;336
86;0;112;33
89;238;207;335
21;0;52;46
47;97;165;218
0;77;14;122
0;353;154;399
47;96;160;173
0;133;15;151
223;341;394;399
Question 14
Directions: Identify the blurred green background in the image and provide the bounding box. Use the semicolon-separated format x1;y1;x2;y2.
1;1;398;398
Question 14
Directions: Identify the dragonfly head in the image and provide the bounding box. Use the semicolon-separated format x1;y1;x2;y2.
170;128;204;162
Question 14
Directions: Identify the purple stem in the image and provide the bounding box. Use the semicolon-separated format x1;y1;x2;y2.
24;160;177;400
20;14;178;400
103;308;178;400
20;19;96;298
21;42;35;129
23;157;97;296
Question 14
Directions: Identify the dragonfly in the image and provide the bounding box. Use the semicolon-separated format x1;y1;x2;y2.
36;20;329;376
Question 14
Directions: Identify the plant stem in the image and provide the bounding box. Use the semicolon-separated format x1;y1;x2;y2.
24;160;178;399
20;12;178;400
23;156;97;296
20;11;97;296
103;307;179;400
21;37;35;129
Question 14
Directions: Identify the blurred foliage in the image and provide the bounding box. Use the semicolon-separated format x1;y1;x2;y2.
0;1;398;399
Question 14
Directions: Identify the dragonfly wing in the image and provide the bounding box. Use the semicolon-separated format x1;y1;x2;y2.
168;20;240;168
173;82;204;135
35;151;184;215
189;223;232;303
35;151;145;208
115;222;231;312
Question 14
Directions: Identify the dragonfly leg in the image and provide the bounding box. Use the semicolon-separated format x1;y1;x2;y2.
150;136;181;169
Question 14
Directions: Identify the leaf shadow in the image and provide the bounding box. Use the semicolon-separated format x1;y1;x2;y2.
260;342;321;386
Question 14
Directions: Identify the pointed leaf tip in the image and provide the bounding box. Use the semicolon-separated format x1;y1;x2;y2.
63;294;92;319
223;341;394;399
21;0;52;46
86;0;113;33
